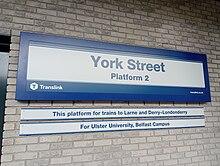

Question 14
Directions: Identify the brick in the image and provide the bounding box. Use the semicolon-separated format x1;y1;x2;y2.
112;151;131;158
139;143;154;150
184;140;197;145
84;147;103;154
1;154;13;162
112;138;129;145
104;29;119;37
111;32;126;38
27;144;49;151
2;145;26;153
94;153;112;160
62;134;83;141
34;20;56;28
14;152;37;160
164;159;178;166
94;18;110;25
15;137;38;144
39;150;61;158
156;154;170;160
103;159;121;166
39;135;61;143
122;157;139;164
139;130;154;137
93;101;112;107
191;145;204;151
95;7;110;14
26;1;46;8
140;155;155;162
94;139;112;146
111;20;126;27
162;135;176;141
65;30;84;37
25;13;46;20
192;156;205;162
111;101;129;106
170;152;184;159
74;140;93;147
148;161;164;166
185;151;198;157
13;17;34;25
155;142;170;148
1;161;25;166
50;142;72;150
51;157;71;164
77;15;93;22
154;130;169;136
147;136;162;142
191;134;203;139
163;147;177;154
127;34;141;40
72;155;93;163
122;130;139;138
122;144;138;150
46;15;65;23
3;123;15;130
119;16;133;23
26;159;49;166
177;146;190;152
26;21;42;30
131;150;147;157
103;13;118;21
45;28;65;35
103;4;118;10
85;33;102;40
83;132;103;140
148;148;163;155
7;78;16;85
52;101;73;107
5;100;28;107
2;138;14;146
170;141;184;146
178;157;192;164
127;23;141;30
29;101;52;107
77;4;93;10
4;108;16;115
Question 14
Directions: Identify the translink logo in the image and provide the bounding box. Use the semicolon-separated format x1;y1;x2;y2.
29;82;63;91
30;82;39;90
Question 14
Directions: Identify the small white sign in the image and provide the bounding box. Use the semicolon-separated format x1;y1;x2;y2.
20;107;204;120
20;118;205;136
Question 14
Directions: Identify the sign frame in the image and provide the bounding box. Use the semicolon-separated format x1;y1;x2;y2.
16;32;211;102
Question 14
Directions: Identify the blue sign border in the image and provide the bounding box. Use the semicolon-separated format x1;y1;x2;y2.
16;32;211;102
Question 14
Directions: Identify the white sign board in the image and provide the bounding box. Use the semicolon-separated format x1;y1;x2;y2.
20;108;204;120
27;45;205;88
20;119;205;136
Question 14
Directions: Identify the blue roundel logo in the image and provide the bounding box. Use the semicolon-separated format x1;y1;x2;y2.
30;82;38;90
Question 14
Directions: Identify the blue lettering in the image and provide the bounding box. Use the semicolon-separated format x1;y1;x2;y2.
91;55;101;67
127;59;165;72
91;56;123;69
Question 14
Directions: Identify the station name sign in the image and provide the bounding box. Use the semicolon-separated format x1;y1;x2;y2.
16;32;211;102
